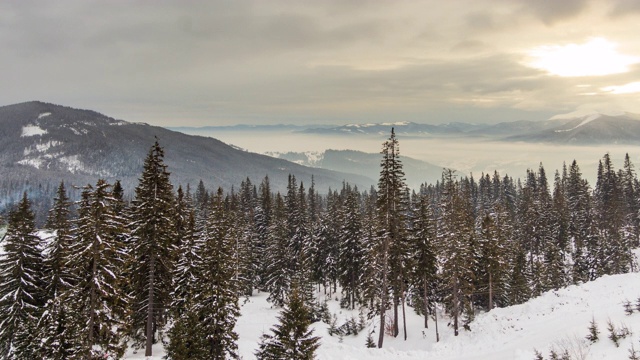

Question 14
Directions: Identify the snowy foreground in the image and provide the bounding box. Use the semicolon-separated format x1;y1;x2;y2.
124;271;640;360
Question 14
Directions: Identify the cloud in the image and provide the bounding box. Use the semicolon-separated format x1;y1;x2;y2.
0;0;639;126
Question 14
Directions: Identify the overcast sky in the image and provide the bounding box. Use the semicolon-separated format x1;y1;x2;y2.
2;0;640;126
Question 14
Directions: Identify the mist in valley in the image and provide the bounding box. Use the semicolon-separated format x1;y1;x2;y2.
184;129;640;188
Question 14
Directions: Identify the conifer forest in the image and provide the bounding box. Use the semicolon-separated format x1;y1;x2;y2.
1;129;639;359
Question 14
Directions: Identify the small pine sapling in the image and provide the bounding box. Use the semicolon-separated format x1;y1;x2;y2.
328;314;339;336
629;343;640;360
608;319;620;347
625;300;634;315
533;349;544;360
365;331;376;348
586;317;599;343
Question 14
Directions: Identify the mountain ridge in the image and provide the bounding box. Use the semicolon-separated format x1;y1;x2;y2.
0;101;375;218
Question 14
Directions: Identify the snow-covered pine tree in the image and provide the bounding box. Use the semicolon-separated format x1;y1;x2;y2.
476;211;508;311
0;192;45;358
128;140;177;356
196;188;241;359
408;192;438;328
264;193;291;306
338;183;365;310
566;160;592;283
68;180;128;358
254;175;273;292
39;181;83;358
438;169;475;336
546;170;569;291
170;186;202;319
255;285;320;360
372;128;409;347
594;154;632;275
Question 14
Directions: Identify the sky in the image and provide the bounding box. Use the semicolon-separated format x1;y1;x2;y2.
2;0;640;127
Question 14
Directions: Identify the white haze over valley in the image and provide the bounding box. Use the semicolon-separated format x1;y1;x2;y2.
182;129;640;186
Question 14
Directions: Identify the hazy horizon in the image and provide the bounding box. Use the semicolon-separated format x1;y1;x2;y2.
175;128;640;187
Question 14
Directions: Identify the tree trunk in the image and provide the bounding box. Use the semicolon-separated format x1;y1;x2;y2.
453;277;459;336
88;234;99;357
423;278;429;329
145;251;155;357
378;236;390;348
434;306;440;342
488;271;493;311
401;286;407;341
393;296;399;337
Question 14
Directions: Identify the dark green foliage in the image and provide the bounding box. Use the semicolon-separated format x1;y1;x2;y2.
128;140;177;355
365;331;376;348
0;192;45;358
586;317;599;343
68;180;129;358
630;343;640;360
533;349;544;360
255;286;320;360
167;189;241;360
625;300;634;315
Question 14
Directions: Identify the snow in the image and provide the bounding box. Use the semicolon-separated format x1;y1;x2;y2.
548;109;626;121
38;112;51;119
17;157;45;169
123;272;640;359
554;113;603;133
20;125;47;137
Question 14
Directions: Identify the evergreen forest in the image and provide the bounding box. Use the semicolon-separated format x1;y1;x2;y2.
0;130;638;359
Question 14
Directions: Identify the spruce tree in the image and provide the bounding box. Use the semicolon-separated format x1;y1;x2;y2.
39;182;82;358
372;128;409;347
168;188;241;359
128;140;177;356
0;192;45;359
338;184;365;310
408;192;438;328
68;180;129;358
264;193;291;306
438;170;475;336
255;286;321;360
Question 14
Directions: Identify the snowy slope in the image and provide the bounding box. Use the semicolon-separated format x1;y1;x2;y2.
124;271;640;359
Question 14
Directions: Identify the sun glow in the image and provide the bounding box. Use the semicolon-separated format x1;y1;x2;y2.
602;82;640;94
527;38;639;77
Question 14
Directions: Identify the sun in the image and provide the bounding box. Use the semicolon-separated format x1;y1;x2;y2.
527;37;639;77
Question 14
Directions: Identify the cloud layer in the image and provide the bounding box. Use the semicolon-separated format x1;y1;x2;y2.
1;0;639;125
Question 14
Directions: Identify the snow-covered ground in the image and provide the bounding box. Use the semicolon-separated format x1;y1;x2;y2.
124;271;640;359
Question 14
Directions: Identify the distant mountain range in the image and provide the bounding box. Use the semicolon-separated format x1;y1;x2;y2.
0;101;374;218
171;111;640;145
294;112;640;144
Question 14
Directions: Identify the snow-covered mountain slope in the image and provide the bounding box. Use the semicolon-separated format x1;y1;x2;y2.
124;271;640;359
508;112;640;144
0;101;374;218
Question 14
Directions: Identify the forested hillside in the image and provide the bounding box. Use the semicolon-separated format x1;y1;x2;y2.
0;130;637;359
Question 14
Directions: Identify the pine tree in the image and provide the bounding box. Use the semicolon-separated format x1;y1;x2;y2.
39;181;82;358
255;286;321;360
264;193;291;306
438;170;475;336
128;140;177;356
408;192;438;328
0;192;45;358
168;188;241;359
371;128;409;347
68;180;129;358
338;184;365;310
